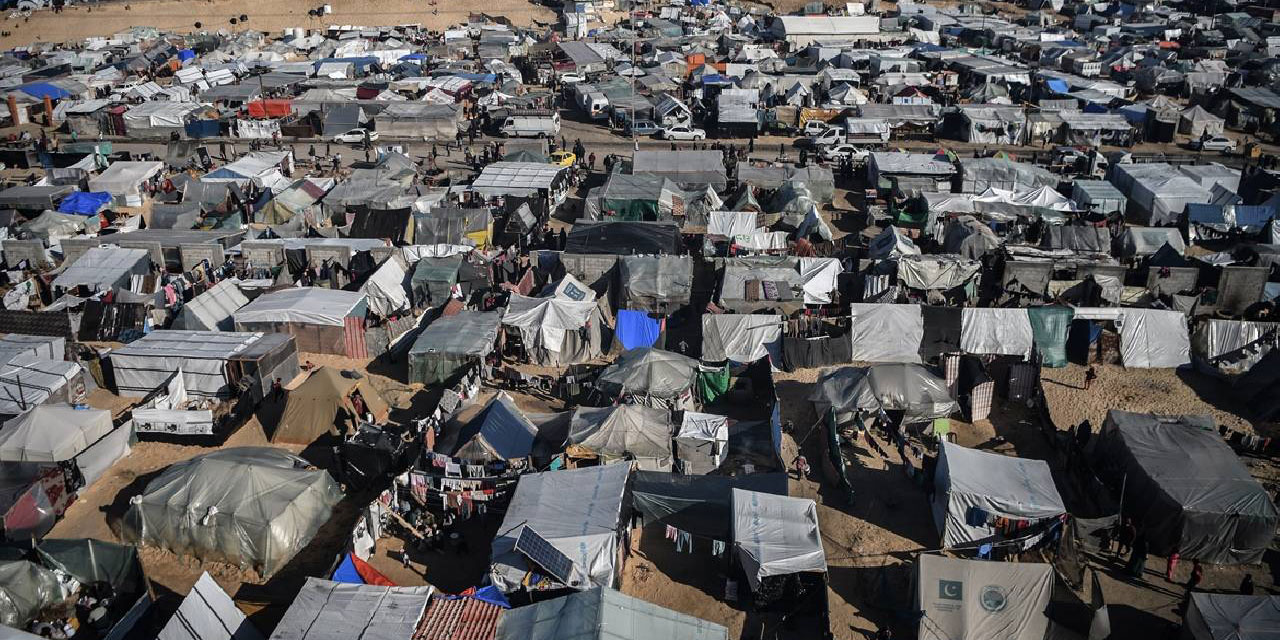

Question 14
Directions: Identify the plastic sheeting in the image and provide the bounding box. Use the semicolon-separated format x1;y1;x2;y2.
494;587;728;640
731;489;825;590
618;255;692;309
359;257;410;319
53;247;151;293
1027;306;1073;368
450;393;552;462
615;310;662;350
849;303;923;363
897;255;981;291
502;294;603;365
798;257;841;304
1116;226;1187;257
700;314;782;363
36;538;142;595
111;331;264;398
235;288;365;327
159;572;262;640
1118;309;1190;368
597;348;698;403
960;308;1034;358
0;404;113;462
810;364;958;421
490;464;629;593
568;405;672;471
933;442;1066;547
409;312;501;384
1097;411;1279;563
174;280;249;331
269;578;431;640
0;561;63;628
1184;593;1280;640
915;555;1053;640
122;447;342;576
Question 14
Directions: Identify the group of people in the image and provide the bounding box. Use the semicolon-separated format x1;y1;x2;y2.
1099;516;1256;599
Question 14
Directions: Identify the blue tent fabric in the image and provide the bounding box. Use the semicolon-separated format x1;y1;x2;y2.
1045;79;1070;94
58;191;112;215
440;585;511;609
177;49;196;61
616;310;661;350
331;554;364;584
20;82;71;100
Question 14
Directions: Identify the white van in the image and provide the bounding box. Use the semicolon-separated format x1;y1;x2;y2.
579;92;609;120
501;113;561;138
809;126;846;146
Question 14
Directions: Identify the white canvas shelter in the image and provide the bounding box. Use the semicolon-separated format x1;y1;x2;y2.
159;572;263;640
731;489;826;590
111;331;264;397
1184;593;1280;640
88;161;164;206
915;555;1054;640
701;314;782;363
849;303;924;363
960;308;1034;358
204;151;292;188
358;256;411;319
0;353;83;417
0;404;112;462
173;279;250;331
122;102;201;134
933;442;1066;548
675;412;729;469
502;293;604;365
1117;308;1191;368
52;246;150;293
234;288;365;327
567;404;673;471
268;578;432;640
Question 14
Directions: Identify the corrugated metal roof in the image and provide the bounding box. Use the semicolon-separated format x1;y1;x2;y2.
415;597;501;640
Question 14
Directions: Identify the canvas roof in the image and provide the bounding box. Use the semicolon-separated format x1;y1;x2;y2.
567;404;672;470
269;578;432;640
52;246;150;292
810;364;958;421
471;162;564;196
1185;594;1280;640
494;587;726;640
934;442;1066;547
274;367;390;444
235;288;365;327
731;489;825;590
410;311;502;358
0;404;113;462
915;555;1053;640
450;393;559;461
159;572;263;640
174;279;250;331
596;348;698;399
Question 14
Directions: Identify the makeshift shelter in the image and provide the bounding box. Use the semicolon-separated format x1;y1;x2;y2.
160;572;263;640
960;307;1034;358
932;442;1066;548
1184;593;1280;640
849;303;924;363
233;288;368;357
596;348;699;410
36;538;143;597
502;294;606;365
1115;226;1187;257
494;587;727;640
57;191;112;217
0;353;86;419
700;314;782;363
567;405;673;471
0;185;74;212
268;578;432;640
204;151;291;189
1179;105;1225;137
1095;411;1279;563
673;412;731;474
1117;309;1191;368
490;463;629;594
408;311;502;385
122;447;343;576
111;330;300;400
172;279;249;331
410;255;462;307
810;364;958;423
0;560;62;628
274;367;390;444
563;221;681;255
632;150;728;190
731;489;826;592
584;173;684;222
20;210;87;247
0;404;129;486
449;393;566;464
52;246;150;293
373;103;461;139
914;555;1054;640
358;256;411;319
88;161;164;207
617;255;692;311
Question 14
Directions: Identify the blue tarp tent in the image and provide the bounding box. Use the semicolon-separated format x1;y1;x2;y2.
177;49;196;62
57;191;112;215
19;83;72;100
1045;79;1070;94
439;585;511;608
185;120;220;139
331;554;364;584
616;310;661;350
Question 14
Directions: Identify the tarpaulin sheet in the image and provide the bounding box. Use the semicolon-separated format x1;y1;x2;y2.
269;578;431;640
632;471;787;540
1185;593;1280;640
36;538;142;595
0;560;62;628
849;303;922;363
1098;411;1279;563
618;255;692;308
450;393;543;461
0;405;113;462
933;442;1065;547
799;257;841;304
916;555;1053;640
732;489;825;590
810;364;958;421
897;255;981;291
919;305;962;359
616;310;661;350
56;191;112;215
567;404;672;470
235;288;365;327
159;572;263;640
1118;309;1190;368
701;314;781;363
494;587;727;640
960;308;1034;358
1027;306;1073;368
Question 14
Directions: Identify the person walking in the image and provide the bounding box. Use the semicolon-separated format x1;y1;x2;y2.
1126;534;1148;579
1185;560;1204;592
588;152;596;172
1166;549;1180;582
1116;518;1135;556
1084;366;1098;390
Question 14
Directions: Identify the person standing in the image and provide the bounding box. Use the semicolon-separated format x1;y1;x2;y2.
272;377;284;402
1166;549;1180;582
1186;560;1204;592
1084;366;1098;390
1127;534;1148;579
588;152;596;172
1116;518;1136;556
401;548;412;571
1240;574;1255;595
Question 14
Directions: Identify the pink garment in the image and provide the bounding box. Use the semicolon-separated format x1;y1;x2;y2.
163;285;178;305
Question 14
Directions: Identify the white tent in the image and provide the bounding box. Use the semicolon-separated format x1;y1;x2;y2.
204;151;292;189
932;442;1066;547
234;288;365;327
0;404;113;462
675;412;729;470
849;303;923;363
1117;308;1191;368
268;578;431;640
52;246;151;293
731;489;826;591
173;280;250;331
88;161;164;206
1184;593;1280;640
358;256;411;319
915;555;1054;640
1179;105;1225;137
502;294;605;365
159;572;263;640
700;314;782;363
960;308;1034;358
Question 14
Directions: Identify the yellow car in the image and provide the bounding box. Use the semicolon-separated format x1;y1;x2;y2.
550;151;576;167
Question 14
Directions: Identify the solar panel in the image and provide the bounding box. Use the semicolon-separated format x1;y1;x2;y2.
514;526;579;587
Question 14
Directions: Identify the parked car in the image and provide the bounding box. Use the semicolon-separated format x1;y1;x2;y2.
658;125;706;141
627;120;660;136
558;72;587;85
1189;136;1237;153
549;151;576;167
819;143;870;164
333;128;377;144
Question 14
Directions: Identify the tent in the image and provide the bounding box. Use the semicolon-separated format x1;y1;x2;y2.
122;447;343;575
490;463;629;593
617;255;693;311
0;404;113;463
36;538;143;596
849;303;924;363
19;210;86;246
960;307;1034;358
700;314;782;363
1179;105;1225;137
274;367;390;444
631;471;787;538
1115;226;1187;257
159;572;262;640
673;412;731;473
596;348;699;410
88;161;164;207
567;405;673;471
915;555;1053;640
502;294;606;366
233;288;367;357
494;587;727;640
111;330;300;400
810;365;958;422
1117;309;1191;368
408;311;502;385
268;578;432;640
0;560;63;628
731;489;826;591
1095;411;1279;563
1184;593;1280;640
449;393;566;463
172;280;249;331
358;256;411;319
52;246;151;293
932;442;1066;548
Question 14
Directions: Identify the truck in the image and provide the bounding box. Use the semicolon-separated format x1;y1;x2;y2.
572;84;610;120
807;124;847;147
501;112;561;138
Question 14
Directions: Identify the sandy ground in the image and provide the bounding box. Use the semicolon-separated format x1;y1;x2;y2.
0;0;559;49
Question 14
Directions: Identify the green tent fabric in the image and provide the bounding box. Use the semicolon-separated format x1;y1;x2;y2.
1028;306;1074;368
601;198;659;222
697;365;730;404
37;539;143;595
